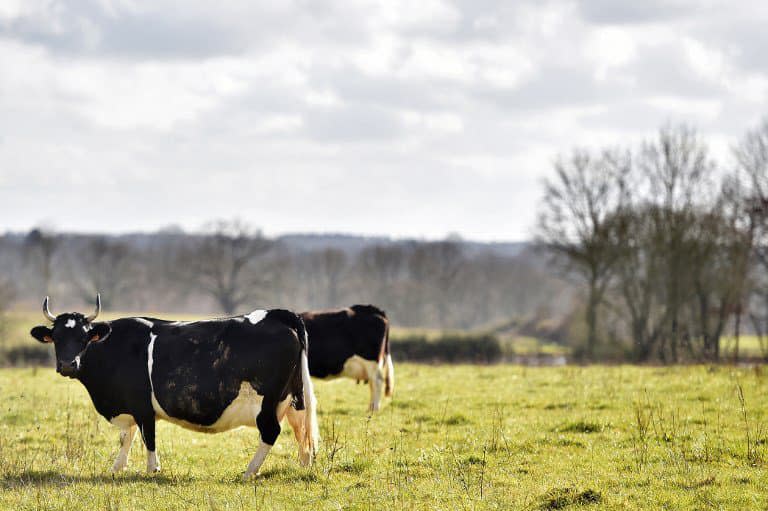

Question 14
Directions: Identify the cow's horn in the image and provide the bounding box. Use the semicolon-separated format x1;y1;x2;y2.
43;296;56;322
86;293;101;322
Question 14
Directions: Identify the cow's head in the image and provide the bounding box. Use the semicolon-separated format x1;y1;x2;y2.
30;294;111;378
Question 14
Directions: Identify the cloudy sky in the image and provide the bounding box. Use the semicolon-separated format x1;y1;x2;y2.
1;0;767;241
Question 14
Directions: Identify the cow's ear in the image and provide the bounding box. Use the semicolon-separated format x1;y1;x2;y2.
89;322;112;343
31;326;54;344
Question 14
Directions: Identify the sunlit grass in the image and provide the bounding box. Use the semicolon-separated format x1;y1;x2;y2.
1;364;768;509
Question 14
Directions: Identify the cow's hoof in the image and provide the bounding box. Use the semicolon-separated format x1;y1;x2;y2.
147;466;161;474
243;471;262;481
111;463;127;473
298;451;312;467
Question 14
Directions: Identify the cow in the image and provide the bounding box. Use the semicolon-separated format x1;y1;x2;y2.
29;295;319;479
301;304;393;412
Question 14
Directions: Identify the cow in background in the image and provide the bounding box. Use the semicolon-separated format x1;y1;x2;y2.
301;304;394;412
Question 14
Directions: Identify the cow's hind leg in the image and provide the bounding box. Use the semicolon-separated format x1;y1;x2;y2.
285;406;312;466
111;423;137;472
244;396;280;479
367;363;384;413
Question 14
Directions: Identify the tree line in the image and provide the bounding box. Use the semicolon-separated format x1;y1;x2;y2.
536;121;768;362
0;222;566;331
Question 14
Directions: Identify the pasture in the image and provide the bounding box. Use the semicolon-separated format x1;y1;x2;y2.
1;364;767;510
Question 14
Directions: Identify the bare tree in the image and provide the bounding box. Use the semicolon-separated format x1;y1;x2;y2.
68;236;135;309
25;227;60;296
612;206;666;361
536;149;630;359
636;126;716;361
179;220;274;314
407;241;465;327
313;248;348;307
354;244;407;307
735;118;768;360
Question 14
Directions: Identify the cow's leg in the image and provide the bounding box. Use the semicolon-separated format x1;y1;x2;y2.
139;418;160;473
111;424;137;472
367;362;384;413
285;406;312;467
244;396;280;479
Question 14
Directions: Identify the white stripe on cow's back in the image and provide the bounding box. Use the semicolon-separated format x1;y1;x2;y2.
147;333;157;390
147;332;172;420
244;310;267;325
133;318;154;328
147;332;160;410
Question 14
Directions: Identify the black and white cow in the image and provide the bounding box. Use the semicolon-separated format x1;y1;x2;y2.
301;304;393;412
30;295;318;478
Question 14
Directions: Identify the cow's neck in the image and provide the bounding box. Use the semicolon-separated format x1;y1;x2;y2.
77;340;115;388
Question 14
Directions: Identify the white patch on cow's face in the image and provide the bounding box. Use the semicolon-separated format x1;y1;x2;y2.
244;310;267;325
65;319;76;328
74;355;81;370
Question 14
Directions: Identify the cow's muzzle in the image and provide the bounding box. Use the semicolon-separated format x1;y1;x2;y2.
57;359;79;378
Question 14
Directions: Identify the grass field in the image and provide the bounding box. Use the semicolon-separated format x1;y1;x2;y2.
1;364;768;510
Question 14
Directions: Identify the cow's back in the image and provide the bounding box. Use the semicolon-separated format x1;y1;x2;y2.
148;315;302;428
302;306;388;378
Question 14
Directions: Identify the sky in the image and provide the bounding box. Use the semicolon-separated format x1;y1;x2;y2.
1;0;768;241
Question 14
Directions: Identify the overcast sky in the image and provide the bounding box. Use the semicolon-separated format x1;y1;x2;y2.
1;0;767;241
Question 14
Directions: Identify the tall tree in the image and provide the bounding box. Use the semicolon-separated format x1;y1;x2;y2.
179;220;274;314
734;118;768;360
68;236;135;309
637;125;715;361
536;149;629;359
25;228;59;296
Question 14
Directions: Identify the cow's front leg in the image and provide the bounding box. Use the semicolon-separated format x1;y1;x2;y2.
139;418;160;473
111;423;137;472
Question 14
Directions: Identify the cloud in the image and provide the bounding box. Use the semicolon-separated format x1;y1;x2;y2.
1;0;768;240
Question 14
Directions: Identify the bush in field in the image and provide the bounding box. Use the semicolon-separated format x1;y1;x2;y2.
391;333;503;363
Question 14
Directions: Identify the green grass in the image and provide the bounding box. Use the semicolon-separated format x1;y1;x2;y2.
720;335;767;359
2;364;768;510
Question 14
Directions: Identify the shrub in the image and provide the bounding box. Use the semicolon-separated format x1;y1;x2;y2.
391;333;503;363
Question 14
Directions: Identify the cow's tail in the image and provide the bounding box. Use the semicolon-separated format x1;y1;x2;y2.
382;321;394;397
295;317;319;461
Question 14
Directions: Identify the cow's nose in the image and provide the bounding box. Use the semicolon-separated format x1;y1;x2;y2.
59;360;78;377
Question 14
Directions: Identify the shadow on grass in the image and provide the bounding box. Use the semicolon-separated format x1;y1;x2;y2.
1;469;192;487
251;467;318;483
214;466;319;485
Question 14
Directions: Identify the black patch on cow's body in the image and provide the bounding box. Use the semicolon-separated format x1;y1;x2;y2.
150;314;302;426
301;305;388;378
